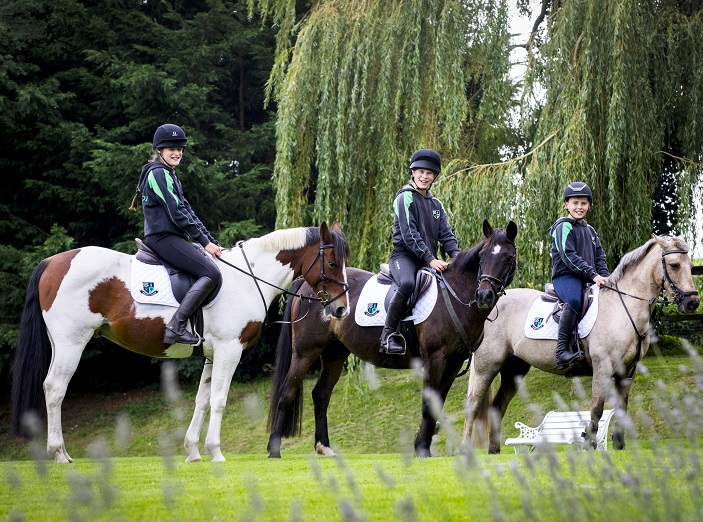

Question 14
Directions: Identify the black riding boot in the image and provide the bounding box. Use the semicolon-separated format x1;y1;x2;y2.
555;303;580;370
379;291;408;354
164;277;215;345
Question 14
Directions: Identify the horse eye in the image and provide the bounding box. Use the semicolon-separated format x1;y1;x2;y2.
328;262;338;270
669;263;680;270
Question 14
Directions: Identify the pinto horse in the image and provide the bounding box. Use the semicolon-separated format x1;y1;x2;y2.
267;220;517;458
12;222;350;463
461;234;700;454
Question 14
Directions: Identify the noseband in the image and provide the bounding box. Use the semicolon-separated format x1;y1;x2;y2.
661;249;699;304
477;250;517;297
301;238;350;307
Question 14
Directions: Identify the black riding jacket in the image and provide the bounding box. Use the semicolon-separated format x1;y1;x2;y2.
138;161;216;247
549;217;609;282
391;184;460;264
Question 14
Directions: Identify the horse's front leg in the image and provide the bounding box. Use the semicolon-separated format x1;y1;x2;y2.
588;364;611;450
204;342;243;462
612;372;634;450
183;360;213;462
313;347;349;457
415;355;459;457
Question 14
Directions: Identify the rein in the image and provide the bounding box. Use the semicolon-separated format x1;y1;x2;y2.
215;239;349;327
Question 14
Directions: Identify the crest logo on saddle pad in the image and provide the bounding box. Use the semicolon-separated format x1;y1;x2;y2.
140;281;158;297
364;303;379;317
433;210;440;219
530;317;544;330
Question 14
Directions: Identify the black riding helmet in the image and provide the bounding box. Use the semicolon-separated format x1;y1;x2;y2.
408;148;441;175
563;182;592;204
153;124;188;149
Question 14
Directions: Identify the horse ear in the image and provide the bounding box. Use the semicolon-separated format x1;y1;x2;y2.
320;221;331;242
507;221;518;241
482;219;493;238
331;221;342;233
652;234;668;250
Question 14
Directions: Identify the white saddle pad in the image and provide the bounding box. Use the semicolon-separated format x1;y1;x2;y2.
524;286;599;340
354;274;438;327
130;258;217;308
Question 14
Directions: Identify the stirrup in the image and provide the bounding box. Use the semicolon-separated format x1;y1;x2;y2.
380;333;406;355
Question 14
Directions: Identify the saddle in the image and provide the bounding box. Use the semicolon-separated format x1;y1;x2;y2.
541;283;596;324
377;263;434;311
135;239;217;307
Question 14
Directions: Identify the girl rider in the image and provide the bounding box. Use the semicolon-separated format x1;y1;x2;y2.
132;124;223;346
380;149;461;354
549;182;609;370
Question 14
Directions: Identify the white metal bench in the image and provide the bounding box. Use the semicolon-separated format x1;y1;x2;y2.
505;409;615;453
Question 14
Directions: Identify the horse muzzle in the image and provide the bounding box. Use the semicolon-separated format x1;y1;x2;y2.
679;294;700;314
324;300;349;319
475;285;497;309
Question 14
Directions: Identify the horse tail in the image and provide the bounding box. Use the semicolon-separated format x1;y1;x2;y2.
267;278;305;437
11;260;51;437
468;357;493;449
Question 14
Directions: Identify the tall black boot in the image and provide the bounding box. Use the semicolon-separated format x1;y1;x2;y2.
379;291;408;354
556;303;580;370
164;277;215;345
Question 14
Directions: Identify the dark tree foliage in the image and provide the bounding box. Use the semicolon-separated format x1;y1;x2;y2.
0;0;278;391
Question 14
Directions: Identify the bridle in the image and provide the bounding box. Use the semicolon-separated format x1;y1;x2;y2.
602;248;699;377
477;249;517;298
300;238;350;307
216;238;349;326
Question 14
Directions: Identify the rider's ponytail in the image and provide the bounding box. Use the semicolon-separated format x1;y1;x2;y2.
129;185;141;211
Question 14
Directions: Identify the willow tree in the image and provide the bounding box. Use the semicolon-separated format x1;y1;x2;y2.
248;0;516;270
510;0;703;285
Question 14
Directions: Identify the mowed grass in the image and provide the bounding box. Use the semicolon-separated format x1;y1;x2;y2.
1;346;702;520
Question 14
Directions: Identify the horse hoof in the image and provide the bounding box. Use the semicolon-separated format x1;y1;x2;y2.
267;453;281;459
185;456;202;463
315;442;337;457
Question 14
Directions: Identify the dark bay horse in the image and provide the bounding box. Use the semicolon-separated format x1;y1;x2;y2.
267;220;518;458
461;234;700;454
12;222;350;463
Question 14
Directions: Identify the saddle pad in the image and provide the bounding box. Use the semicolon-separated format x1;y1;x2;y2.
524;286;599;340
354;276;437;327
130;258;218;308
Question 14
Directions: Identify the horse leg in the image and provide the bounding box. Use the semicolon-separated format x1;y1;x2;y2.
267;349;322;458
415;355;463;457
44;337;91;463
204;343;243;462
461;359;503;453
612;372;633;450
487;357;531;454
183;360;213;462
312;342;350;457
587;362;612;450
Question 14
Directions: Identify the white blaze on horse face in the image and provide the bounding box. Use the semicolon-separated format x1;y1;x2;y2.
492;245;502;255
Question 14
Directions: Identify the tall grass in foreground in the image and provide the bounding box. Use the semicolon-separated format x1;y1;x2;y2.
1;342;702;521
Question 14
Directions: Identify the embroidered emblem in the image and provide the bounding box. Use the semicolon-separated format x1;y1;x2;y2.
433;210;440;219
530;317;544;330
140;282;158;296
364;303;379;317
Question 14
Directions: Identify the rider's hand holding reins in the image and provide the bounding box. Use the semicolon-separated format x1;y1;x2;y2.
592;274;607;286
205;242;223;258
429;258;449;272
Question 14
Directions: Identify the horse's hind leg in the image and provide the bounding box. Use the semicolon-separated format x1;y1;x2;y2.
487;357;531;454
184;360;213;462
313;342;350;457
44;336;91;463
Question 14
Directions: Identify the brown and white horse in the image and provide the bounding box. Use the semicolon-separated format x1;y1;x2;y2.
12;222;349;463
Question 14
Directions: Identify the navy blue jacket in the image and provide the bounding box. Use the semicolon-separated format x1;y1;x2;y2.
391;184;460;264
549;217;609;282
138;161;216;247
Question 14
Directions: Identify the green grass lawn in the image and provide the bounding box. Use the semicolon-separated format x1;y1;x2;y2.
1;348;702;520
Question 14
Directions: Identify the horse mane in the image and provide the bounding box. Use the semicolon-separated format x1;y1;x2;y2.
608;236;689;284
450;238;485;272
248;226;350;263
